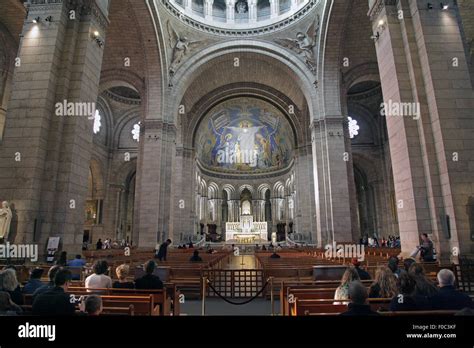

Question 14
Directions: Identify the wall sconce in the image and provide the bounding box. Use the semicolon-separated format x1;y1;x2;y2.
45;16;53;22
427;2;433;9
371;32;380;42
32;16;41;24
91;30;104;48
377;19;385;31
440;2;449;10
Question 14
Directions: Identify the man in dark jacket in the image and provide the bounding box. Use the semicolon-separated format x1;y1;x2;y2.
431;269;473;310
340;281;380;316
155;239;172;261
32;269;75;315
135;260;163;290
418;233;434;262
351;258;371;280
32;265;61;301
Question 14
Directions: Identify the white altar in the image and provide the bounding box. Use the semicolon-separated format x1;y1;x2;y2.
225;214;267;242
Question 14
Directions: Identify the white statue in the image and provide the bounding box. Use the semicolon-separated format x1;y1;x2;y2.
274;15;320;74
0;201;12;241
167;21;202;75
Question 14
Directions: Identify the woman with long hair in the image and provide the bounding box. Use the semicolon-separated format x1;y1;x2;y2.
334;267;360;303
368;266;398;298
408;263;438;298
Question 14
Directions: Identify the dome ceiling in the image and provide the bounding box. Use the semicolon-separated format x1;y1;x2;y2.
195;97;295;174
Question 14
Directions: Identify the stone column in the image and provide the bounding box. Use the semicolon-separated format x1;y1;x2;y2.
290;0;298;12
135;120;176;247
269;0;279;18
183;0;193;13
249;0;257;23
204;0;214;19
226;0;235;22
310;119;354;247
171;147;195;242
0;0;108;254
368;0;474;261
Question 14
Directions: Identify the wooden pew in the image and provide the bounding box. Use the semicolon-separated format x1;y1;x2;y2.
66;287;170;316
22;294;153;316
100;295;155;316
292;298;392;316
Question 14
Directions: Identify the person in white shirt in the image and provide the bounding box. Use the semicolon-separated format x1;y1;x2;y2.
85;260;112;292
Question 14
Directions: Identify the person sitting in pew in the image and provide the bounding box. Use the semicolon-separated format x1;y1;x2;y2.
189;250;203;262
84;295;103;316
390;272;419;311
135;260;163;290
340;281;380;316
368;266;397;299
113;264;135;289
56;251;68;266
32;269;75;316
408;263;438;299
403;257;416;273
85;260;112;291
335;267;360;304
387;256;401;278
431;269;473;310
32;265;61;300
0;291;22;316
269;251;281;259
0;268;23;306
23;268;45;295
351;258;371;280
67;255;86;280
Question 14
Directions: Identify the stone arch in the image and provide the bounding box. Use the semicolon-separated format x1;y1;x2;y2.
168;41;318;124
257;183;271;200
185;83;305;150
95;95;114;148
222;184;237;200
342;62;381;93
112;108;142;149
208;182;219;199
99;70;145;98
273;181;285;198
238;184;255;196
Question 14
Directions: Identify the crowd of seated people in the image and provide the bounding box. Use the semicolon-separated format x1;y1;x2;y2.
336;257;473;315
0;257;169;316
359;235;401;248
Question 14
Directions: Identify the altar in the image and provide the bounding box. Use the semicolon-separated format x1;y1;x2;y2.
225;214;267;242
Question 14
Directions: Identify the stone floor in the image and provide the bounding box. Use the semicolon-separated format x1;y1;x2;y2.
180;253;279;316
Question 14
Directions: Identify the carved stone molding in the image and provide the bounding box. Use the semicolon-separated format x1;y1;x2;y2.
27;0;109;30
103;90;141;106
159;0;321;37
367;0;397;21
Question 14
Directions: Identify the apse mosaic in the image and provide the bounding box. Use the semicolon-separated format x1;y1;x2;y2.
196;98;294;173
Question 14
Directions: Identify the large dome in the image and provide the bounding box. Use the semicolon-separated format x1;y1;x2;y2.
195;97;295;174
161;0;321;34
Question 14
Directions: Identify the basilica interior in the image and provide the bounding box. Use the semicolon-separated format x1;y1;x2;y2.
0;0;473;264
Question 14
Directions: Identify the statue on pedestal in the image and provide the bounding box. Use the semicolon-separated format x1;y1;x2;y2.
0;201;12;242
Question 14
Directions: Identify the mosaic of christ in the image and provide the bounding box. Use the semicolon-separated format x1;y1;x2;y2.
196;98;294;173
